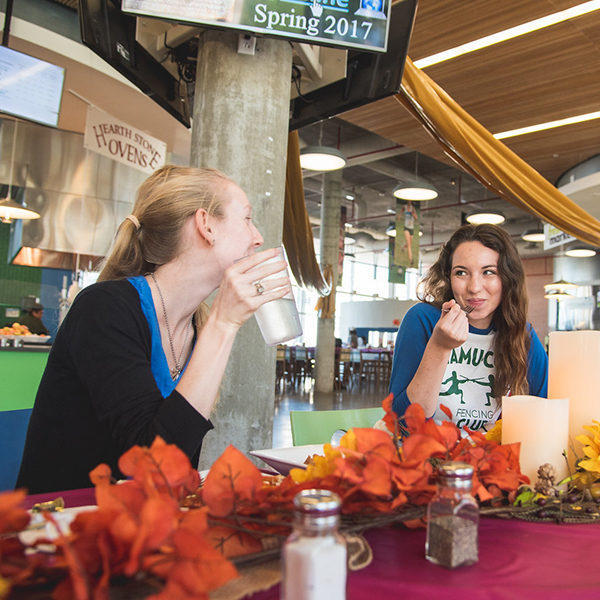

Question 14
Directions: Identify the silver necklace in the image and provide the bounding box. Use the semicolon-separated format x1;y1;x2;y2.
150;272;193;381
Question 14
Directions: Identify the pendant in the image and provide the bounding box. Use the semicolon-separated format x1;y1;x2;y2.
171;367;181;381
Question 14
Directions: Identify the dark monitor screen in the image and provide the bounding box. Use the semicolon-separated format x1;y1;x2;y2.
78;0;191;128
289;0;418;131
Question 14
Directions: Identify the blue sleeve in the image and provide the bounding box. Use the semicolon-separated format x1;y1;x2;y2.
527;324;548;397
389;303;440;417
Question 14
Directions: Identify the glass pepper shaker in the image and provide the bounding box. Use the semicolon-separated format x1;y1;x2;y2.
281;489;347;600
425;461;479;569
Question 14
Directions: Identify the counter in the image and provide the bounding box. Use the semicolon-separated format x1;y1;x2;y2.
0;346;50;491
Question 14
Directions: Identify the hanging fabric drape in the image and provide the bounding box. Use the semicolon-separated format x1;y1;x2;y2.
314;264;335;319
284;131;330;295
396;57;600;247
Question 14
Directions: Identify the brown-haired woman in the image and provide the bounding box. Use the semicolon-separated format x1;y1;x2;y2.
389;223;548;434
17;165;290;493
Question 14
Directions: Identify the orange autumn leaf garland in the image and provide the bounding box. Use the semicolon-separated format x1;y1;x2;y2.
0;395;528;599
1;437;237;600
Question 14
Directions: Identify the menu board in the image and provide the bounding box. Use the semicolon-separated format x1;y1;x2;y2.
122;0;392;52
0;46;65;127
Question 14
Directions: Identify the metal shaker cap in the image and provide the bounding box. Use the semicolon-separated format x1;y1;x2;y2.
293;489;342;516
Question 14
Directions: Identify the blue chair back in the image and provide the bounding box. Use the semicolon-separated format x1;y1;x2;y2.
0;408;32;491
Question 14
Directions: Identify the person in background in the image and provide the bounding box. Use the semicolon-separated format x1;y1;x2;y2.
389;223;548;435
17;165;290;494
17;302;50;335
348;328;359;348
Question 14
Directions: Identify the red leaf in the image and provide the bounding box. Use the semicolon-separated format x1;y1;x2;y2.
202;446;263;517
0;490;29;534
381;393;398;434
439;403;453;419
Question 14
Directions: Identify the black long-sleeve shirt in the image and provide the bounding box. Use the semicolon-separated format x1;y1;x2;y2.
16;280;212;494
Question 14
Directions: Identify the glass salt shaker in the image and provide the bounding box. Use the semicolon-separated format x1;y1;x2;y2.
281;489;347;600
425;461;479;569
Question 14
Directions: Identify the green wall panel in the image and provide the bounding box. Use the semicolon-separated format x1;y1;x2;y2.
0;351;49;411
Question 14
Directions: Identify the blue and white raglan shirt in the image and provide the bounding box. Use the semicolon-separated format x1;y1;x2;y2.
389;302;548;434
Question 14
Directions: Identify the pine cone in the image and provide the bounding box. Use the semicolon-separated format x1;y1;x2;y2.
537;463;556;485
534;481;557;497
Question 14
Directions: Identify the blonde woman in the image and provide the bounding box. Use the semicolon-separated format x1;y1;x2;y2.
17;166;289;493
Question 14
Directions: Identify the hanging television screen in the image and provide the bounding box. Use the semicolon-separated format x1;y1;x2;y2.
0;46;65;127
122;0;393;53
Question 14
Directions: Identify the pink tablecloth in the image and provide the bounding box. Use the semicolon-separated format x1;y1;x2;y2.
244;518;600;600
22;490;600;599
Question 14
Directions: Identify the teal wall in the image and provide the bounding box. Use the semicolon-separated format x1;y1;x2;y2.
0;223;71;336
0;222;42;323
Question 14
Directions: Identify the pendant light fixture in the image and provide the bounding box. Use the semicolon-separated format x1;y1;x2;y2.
521;227;545;243
386;222;397;237
465;209;505;225
0;121;40;224
565;246;597;258
299;122;346;172
300;146;346;171
393;152;438;201
544;289;573;300
543;279;578;292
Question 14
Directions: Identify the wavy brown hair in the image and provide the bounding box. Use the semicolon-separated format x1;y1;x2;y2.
418;223;530;398
98;164;234;328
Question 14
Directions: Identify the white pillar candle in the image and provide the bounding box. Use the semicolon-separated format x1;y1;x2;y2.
549;331;600;470
502;395;569;485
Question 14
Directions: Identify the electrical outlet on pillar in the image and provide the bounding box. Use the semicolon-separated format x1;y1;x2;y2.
238;34;257;56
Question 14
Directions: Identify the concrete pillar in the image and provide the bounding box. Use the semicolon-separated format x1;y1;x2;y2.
315;170;343;393
191;30;292;469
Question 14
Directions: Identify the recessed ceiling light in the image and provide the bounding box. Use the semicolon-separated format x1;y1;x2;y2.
495;111;600;140
414;1;600;69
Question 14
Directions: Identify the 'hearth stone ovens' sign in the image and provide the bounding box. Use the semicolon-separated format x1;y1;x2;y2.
83;106;167;174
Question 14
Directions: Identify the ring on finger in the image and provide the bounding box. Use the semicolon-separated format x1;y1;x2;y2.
255;281;265;295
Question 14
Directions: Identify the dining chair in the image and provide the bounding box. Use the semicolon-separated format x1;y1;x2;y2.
289;406;386;446
358;350;381;388
335;348;353;390
276;344;289;389
379;351;393;388
293;346;308;387
0;408;32;491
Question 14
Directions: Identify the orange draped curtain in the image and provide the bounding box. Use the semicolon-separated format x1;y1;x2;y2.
396;57;600;247
283;131;330;296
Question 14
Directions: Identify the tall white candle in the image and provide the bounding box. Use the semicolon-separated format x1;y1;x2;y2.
502;395;569;485
549;331;600;470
